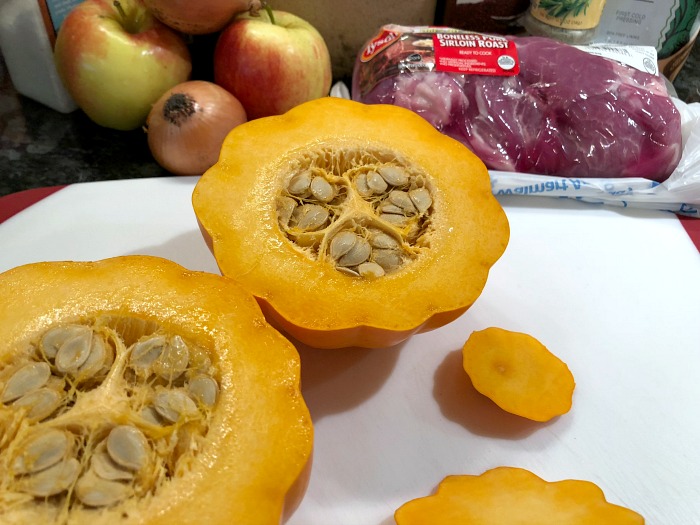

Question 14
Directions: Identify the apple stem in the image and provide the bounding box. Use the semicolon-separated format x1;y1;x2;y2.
264;3;276;25
113;0;142;34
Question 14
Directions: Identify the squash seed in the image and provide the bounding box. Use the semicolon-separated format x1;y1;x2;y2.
54;329;93;374
380;213;412;228
370;231;400;250
40;325;91;360
17;457;80;497
188;375;219;408
139;405;165;426
389;190;417;215
287;170;313;196
277;196;297;228
367;171;388;194
106;425;150;472
373;249;404;271
338;237;371;267
2;362;51;404
92;443;135;481
75;469;132;507
330;231;358;260
76;334;112;380
354;173;373;197
337;266;360;277
292;204;329;232
378;165;409;186
12;387;63;422
13;429;72;475
153;335;189;382
154;389;199;424
310;176;334;202
409;187;432;214
358;262;385;279
129;335;165;377
379;203;404;215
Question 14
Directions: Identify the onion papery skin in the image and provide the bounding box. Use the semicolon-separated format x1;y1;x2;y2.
143;0;258;34
146;80;248;176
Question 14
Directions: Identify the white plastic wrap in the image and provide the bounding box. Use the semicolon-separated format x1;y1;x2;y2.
488;99;700;217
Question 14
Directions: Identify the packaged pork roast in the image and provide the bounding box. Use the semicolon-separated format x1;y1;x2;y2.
351;25;700;216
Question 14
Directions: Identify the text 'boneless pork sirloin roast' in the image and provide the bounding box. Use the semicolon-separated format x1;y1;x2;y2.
352;26;682;182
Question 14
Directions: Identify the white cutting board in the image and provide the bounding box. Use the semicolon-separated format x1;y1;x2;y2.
1;177;699;525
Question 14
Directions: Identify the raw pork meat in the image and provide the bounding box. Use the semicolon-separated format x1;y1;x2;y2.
352;34;682;182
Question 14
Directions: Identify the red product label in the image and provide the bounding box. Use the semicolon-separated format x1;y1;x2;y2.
354;25;521;97
361;29;401;62
432;32;519;76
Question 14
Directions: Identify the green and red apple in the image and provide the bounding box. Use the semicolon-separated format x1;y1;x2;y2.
54;0;192;131
213;9;332;120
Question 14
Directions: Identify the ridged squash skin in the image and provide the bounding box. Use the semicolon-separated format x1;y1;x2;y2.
0;255;312;525
462;327;576;422
193;97;510;349
394;467;645;524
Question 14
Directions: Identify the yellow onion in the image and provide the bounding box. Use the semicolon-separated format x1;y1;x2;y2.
146;80;248;176
143;0;261;34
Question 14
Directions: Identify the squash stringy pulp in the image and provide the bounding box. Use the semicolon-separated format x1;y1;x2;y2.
277;145;435;278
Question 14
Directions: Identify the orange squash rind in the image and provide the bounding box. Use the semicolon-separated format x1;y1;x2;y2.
395;467;645;524
462;327;575;421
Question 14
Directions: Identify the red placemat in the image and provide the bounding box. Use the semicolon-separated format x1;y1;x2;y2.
678;215;700;252
0;185;67;224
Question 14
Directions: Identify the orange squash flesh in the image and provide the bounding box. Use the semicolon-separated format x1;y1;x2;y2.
192;97;510;349
394;467;645;524
0;256;312;525
462;327;575;422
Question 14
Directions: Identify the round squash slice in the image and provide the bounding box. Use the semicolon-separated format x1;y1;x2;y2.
462;327;575;422
192;97;510;349
394;467;645;524
0;256;312;525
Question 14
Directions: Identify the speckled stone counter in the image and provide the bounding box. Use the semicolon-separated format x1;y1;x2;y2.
1;40;699;198
0;57;167;197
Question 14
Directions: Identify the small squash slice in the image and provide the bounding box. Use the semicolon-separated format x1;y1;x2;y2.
394;467;645;524
0;256;312;525
192;97;509;349
462;327;575;421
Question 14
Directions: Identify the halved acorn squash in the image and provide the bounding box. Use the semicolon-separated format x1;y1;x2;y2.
193;97;509;348
0;255;312;524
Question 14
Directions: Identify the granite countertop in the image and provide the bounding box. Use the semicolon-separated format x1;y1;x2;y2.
1;40;699;198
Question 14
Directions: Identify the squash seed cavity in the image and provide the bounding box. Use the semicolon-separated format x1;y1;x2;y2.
0;318;220;521
276;146;434;278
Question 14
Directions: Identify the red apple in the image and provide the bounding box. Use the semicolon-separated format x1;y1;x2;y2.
144;0;260;35
54;0;192;131
213;9;332;120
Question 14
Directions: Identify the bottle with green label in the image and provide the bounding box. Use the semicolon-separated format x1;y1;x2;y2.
522;0;608;44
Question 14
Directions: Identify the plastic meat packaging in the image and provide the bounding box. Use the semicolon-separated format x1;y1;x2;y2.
350;25;700;217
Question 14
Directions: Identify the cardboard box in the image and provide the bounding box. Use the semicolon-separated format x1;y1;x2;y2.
272;0;439;79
